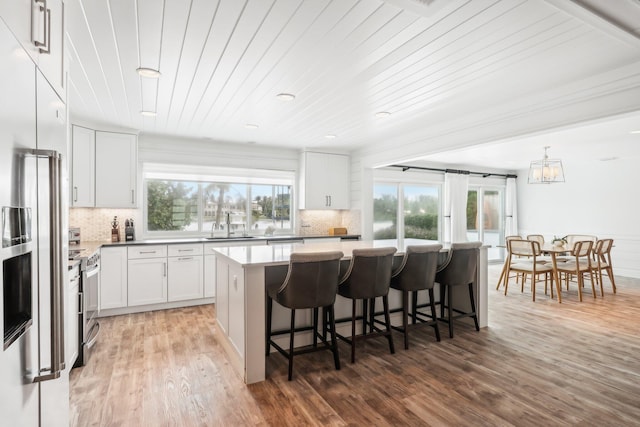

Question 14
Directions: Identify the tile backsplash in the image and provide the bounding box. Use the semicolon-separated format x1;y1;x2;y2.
298;210;360;236
69;208;142;242
70;208;361;242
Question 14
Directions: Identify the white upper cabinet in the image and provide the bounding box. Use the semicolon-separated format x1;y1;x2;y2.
0;0;66;100
70;125;95;207
95;131;137;208
299;152;349;210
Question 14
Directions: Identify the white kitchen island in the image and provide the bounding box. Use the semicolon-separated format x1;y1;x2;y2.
212;239;489;384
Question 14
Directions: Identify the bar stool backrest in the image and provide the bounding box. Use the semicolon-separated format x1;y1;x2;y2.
274;251;344;309
339;247;397;299
391;244;443;291
436;242;482;287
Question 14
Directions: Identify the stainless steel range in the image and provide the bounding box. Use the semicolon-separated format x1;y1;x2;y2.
70;249;100;367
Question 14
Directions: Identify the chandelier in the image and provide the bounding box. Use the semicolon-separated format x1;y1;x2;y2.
528;146;565;184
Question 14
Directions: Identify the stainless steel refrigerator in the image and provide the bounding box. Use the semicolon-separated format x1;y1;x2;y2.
0;16;70;426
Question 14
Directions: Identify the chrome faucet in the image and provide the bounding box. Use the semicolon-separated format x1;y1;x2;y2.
226;212;231;238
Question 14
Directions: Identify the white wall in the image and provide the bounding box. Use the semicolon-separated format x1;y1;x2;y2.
517;156;640;278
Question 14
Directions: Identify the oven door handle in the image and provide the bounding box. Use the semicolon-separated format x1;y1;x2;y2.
85;266;100;279
85;321;100;349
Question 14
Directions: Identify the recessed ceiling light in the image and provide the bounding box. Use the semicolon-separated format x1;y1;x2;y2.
140;110;157;117
631;130;640;134
375;111;391;118
276;93;296;101
245;123;259;129
325;134;337;139
136;67;161;78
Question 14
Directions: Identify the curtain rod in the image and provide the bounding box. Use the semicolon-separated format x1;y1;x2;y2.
389;164;517;179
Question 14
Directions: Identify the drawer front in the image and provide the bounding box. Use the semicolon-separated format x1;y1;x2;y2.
128;245;167;259
168;243;203;257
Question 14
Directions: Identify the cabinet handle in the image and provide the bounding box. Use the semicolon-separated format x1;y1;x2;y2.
78;292;83;315
73;186;78;202
178;257;193;261
163;262;167;277
131;189;135;204
178;249;194;252
33;0;47;50
139;250;156;254
328;195;332;206
34;0;51;54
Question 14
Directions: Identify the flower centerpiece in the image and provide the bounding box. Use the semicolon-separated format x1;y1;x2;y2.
552;235;567;247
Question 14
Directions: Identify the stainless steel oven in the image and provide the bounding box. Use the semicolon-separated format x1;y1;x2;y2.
74;250;100;367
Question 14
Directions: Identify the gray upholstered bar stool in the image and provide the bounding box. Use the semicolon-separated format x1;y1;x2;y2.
435;241;482;338
335;247;397;363
389;244;443;349
266;251;343;381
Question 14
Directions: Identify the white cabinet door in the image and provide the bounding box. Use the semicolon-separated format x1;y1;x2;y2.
216;257;229;335
95;131;137;208
128;258;167;306
0;0;65;100
35;0;65;101
203;254;216;298
0;0;40;62
227;262;245;357
100;246;127;309
167;255;204;302
67;266;80;367
70;125;95;207
300;152;349;209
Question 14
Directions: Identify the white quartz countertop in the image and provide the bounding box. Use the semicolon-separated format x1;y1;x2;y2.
211;239;450;267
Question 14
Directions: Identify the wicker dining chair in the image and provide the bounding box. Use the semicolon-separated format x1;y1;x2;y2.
504;240;555;301
555;241;596;302
592;239;616;295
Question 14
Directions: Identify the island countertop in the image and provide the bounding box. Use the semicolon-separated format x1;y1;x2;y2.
211;238;456;267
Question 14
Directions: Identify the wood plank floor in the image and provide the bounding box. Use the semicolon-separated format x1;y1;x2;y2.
70;265;640;426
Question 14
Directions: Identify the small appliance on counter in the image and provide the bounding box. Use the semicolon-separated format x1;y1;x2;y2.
111;216;120;242
125;218;135;241
328;227;347;236
69;226;81;244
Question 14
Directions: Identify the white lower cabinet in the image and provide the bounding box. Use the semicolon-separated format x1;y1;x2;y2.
167;243;204;302
100;246;128;309
127;245;168;307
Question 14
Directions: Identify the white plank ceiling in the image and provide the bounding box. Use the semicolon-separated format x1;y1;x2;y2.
66;0;640;167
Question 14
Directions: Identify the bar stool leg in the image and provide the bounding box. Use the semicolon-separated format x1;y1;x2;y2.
429;288;441;342
383;295;395;355
288;309;296;381
312;307;319;348
401;290;409;350
351;299;357;363
468;282;479;331
328;305;340;371
447;286;454;338
411;291;418;324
